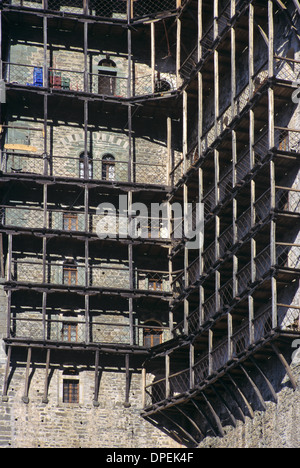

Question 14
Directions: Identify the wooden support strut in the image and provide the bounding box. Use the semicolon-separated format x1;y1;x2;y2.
227;372;254;419
158;409;198;446
219;379;245;423
200;391;225;437
124;354;131;408
42;348;51;404
249;356;278;403
22;347;32;404
211;384;237;428
239;364;267;411
271;343;298;391
176;405;204;439
190;398;218;438
2;345;11;401
93;349;100;407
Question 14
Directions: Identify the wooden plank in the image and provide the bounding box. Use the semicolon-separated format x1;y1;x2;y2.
4;144;38;152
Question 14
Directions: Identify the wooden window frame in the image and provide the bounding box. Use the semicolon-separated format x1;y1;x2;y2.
63;379;79;404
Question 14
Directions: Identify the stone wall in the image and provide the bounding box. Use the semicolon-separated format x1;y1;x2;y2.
198;352;300;448
0;349;180;448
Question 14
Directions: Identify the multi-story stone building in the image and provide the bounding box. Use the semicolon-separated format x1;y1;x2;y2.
0;0;299;448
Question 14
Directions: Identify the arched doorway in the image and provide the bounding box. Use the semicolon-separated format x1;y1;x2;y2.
98;56;117;95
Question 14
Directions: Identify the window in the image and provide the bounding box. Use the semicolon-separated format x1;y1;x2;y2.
63;379;79;403
102;154;115;181
98;56;117;96
63;213;78;232
154;77;171;93
63;262;78;286
148;279;163;291
62;322;78;342
143;321;163;347
278;130;289;152
79;153;93;179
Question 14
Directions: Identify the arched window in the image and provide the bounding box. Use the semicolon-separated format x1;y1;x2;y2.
102;154;116;181
79;153;93;179
98;56;117;96
143;320;163;348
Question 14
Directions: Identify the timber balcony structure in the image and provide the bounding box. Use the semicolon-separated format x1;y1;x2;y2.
0;0;299;446
140;0;300;448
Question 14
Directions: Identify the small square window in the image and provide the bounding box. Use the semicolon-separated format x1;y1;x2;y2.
63;379;79;404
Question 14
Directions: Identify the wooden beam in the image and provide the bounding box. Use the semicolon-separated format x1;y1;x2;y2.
200;391;225;437
176;405;204;438
93;349;100;407
190;398;218;437
249;356;278;403
22;347;32;404
211;384;237;427
159;409;198;446
239;364;267;410
219;379;245;423
2;345;11;402
42;348;50;404
124;354;131;408
227;372;254;419
271;343;297;391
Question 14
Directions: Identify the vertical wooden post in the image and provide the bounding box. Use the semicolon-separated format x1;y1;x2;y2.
124;354;131;407
0;12;2;82
167;117;172;186
84;21;88;93
7;234;12;282
2;345;11;401
0;233;4;278
42;291;47;341
43;95;48;176
208;329;213;376
183;91;188;174
84;100;88;179
93;349;100;406
249;3;254;98
228;313;233;361
249;295;255;345
22;347;32;404
42;348;50;404
43;16;48;88
6;290;11;339
268;0;275;150
190;343;195;389
85;294;89;344
141;367;146;408
165;353;170;399
127;15;132;98
151;22;155;94
176;18;181;87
